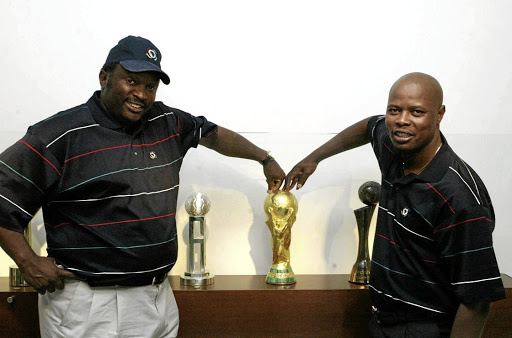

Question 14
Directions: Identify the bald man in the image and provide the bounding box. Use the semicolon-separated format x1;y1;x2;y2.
285;73;505;337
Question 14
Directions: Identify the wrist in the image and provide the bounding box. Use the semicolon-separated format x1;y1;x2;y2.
260;151;275;166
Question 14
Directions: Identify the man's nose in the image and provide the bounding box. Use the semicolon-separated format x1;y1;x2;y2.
396;111;410;125
133;85;147;101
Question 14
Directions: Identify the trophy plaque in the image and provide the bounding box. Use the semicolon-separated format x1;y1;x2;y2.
180;192;215;286
264;190;298;285
349;181;380;284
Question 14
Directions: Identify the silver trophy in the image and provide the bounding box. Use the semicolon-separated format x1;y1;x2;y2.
349;181;380;284
180;192;215;286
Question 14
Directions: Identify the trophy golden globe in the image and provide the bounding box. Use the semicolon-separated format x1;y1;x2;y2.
264;190;298;285
349;181;380;284
180;192;215;286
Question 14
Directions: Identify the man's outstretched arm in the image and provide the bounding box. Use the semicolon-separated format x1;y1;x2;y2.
284;117;372;191
199;126;286;192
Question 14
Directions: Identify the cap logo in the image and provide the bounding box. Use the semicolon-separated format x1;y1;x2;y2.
146;47;158;61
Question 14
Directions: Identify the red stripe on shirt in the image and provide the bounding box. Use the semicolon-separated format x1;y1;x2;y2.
64;133;179;162
79;212;176;227
433;216;491;233
45;222;71;229
204;126;219;138
383;142;396;154
376;233;438;263
427;183;455;214
18;140;62;176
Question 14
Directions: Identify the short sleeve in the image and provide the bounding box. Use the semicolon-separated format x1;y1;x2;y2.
172;108;218;152
434;201;505;303
0;132;61;233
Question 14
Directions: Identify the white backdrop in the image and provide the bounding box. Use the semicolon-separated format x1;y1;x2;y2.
1;0;511;277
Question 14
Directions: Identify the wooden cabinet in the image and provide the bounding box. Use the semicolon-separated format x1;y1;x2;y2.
171;274;512;337
171;274;371;337
1;274;511;337
0;279;39;338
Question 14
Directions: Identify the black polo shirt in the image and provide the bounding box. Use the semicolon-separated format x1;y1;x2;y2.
367;115;505;320
0;91;217;286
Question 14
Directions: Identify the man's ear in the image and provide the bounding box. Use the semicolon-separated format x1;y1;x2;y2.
99;69;108;90
437;105;446;125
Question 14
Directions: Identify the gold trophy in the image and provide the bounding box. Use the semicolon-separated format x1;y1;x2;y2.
349;181;380;284
264;190;298;285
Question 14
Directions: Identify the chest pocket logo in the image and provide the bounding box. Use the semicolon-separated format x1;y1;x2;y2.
149;151;157;159
401;207;409;217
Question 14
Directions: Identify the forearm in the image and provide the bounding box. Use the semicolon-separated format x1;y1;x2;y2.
450;302;490;338
0;225;77;293
284;117;372;191
199;126;267;162
307;117;372;163
199;126;285;192
0;226;37;268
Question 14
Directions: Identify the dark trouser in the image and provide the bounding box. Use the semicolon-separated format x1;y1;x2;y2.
368;311;452;338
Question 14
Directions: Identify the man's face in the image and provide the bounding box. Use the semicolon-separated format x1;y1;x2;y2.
385;79;444;155
99;64;160;126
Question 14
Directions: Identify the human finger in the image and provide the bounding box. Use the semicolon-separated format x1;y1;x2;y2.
267;179;283;193
296;172;311;190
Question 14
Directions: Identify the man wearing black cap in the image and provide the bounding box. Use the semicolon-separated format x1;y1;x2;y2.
0;36;285;337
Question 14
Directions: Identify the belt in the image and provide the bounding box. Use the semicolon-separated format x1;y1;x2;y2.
118;272;169;287
84;272;169;287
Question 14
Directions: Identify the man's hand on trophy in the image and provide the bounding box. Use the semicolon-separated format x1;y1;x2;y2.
263;160;285;193
284;157;319;191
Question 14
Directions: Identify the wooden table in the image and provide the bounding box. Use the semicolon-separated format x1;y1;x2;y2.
1;274;511;337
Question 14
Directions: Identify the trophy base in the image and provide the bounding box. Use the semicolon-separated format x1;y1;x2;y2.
265;268;296;285
348;266;370;284
180;274;215;286
9;265;29;287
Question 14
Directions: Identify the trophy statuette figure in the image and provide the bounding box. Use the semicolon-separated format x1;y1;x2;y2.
264;190;298;285
181;192;215;286
349;181;380;284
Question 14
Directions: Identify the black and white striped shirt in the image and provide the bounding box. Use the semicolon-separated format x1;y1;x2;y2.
0;91;217;286
367;115;505;321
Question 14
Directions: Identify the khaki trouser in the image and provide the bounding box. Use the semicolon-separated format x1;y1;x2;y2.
39;278;179;338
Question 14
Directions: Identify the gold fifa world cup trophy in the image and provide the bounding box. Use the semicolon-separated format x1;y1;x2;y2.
264;190;298;285
349;181;381;284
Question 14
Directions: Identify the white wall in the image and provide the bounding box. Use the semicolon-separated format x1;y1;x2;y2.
1;0;511;277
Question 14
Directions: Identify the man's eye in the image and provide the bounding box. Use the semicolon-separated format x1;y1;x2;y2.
414;110;424;115
127;78;135;84
388;108;399;114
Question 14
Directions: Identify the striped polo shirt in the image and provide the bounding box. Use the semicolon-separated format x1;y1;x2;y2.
367;115;505;320
0;91;217;286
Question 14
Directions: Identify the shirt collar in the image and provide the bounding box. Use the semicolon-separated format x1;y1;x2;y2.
397;132;452;184
86;91;157;133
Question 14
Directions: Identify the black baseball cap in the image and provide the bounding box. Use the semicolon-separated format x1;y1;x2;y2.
104;36;170;85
